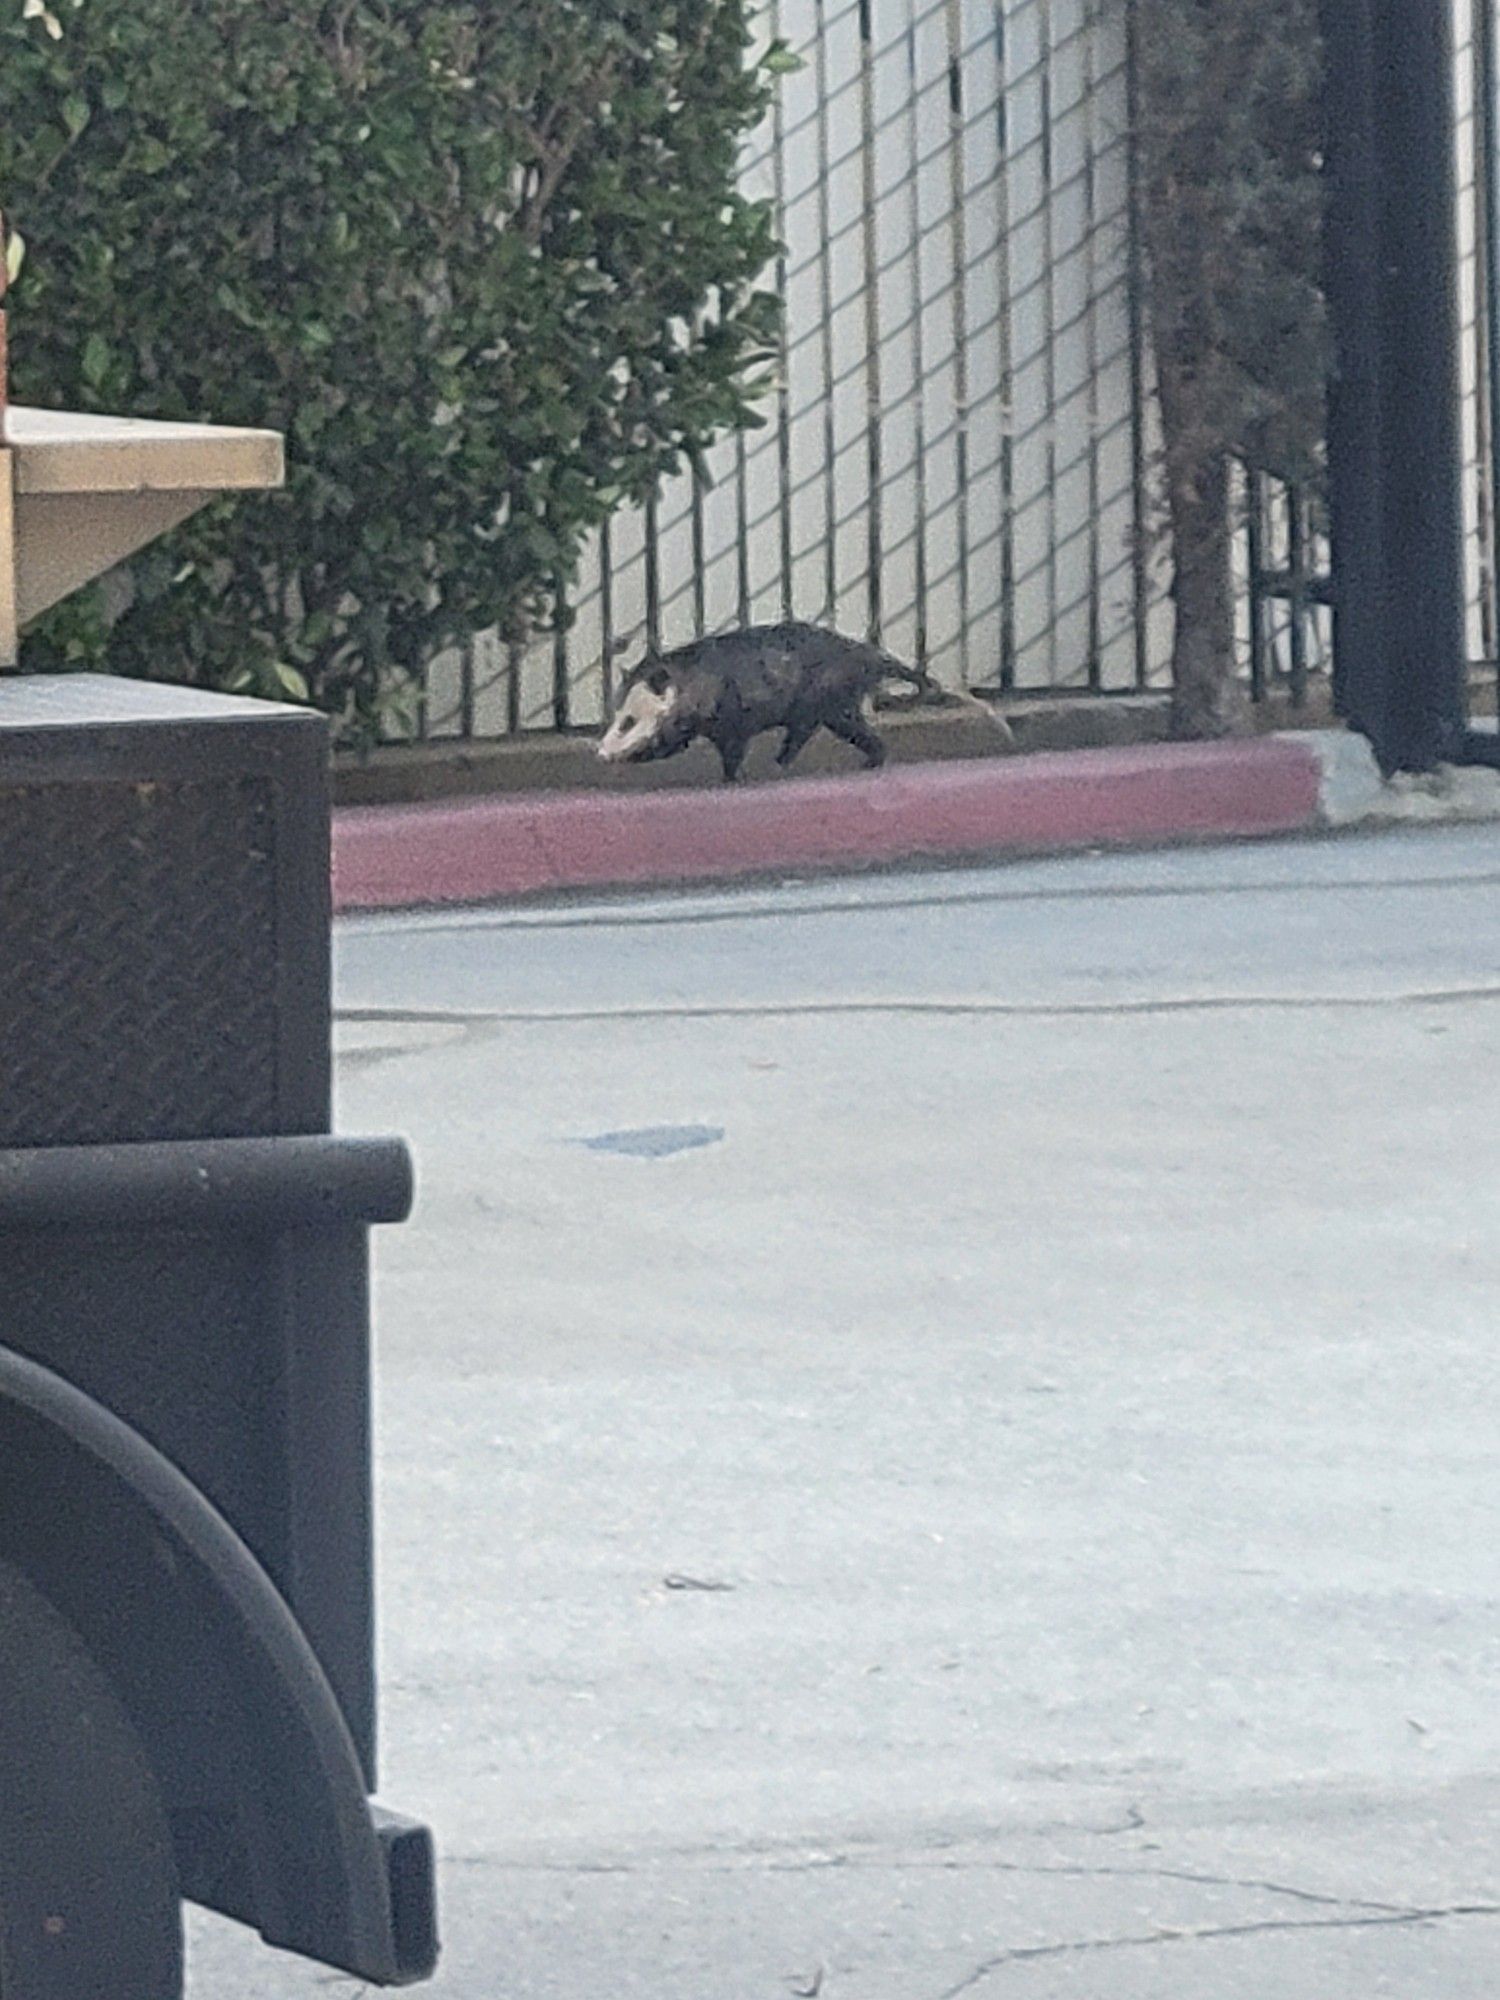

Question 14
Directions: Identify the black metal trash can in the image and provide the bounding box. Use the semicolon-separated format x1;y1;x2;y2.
0;674;435;1990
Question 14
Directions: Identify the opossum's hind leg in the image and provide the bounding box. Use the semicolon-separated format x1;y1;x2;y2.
716;734;749;782
776;712;821;771
826;704;887;769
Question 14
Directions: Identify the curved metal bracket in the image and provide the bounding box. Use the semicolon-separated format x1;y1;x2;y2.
0;1343;436;1986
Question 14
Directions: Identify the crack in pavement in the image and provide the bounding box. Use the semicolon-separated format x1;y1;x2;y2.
760;1854;1411;1916
934;1903;1500;1999
424;1843;1498;1994
335;984;1500;1030
438;1845;1418;1918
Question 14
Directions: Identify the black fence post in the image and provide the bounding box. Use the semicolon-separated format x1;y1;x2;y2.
1318;0;1493;771
1479;0;1500;693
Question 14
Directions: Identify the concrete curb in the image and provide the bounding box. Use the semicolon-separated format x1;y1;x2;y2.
330;730;1500;915
1305;727;1500;828
332;736;1326;912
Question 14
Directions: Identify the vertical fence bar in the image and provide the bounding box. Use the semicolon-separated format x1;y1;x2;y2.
734;429;753;626
1124;0;1150;690
946;0;973;684
1287;484;1310;709
769;0;796;622
814;7;841;625
1480;0;1500;688
1088;1;1112;688
1040;0;1060;678
1245;470;1267;704
1462;0;1495;672
599;517;617;717
690;465;708;638
459;635;476;739
552;583;570;731
504;635;522;735
906;0;931;666
860;0;885;641
644;491;662;651
997;0;1018;691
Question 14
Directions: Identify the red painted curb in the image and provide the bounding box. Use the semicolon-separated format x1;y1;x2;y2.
331;738;1323;913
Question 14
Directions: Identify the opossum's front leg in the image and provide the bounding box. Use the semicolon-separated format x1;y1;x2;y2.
776;713;820;771
826;705;887;769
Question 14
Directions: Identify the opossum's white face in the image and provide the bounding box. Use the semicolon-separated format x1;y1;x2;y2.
596;669;681;763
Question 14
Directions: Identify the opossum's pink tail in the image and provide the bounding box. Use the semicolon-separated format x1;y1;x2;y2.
875;651;1017;750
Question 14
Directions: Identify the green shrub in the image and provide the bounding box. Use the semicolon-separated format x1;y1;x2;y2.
1;0;782;742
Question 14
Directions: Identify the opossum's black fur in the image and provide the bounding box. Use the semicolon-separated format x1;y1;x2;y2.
616;621;1002;782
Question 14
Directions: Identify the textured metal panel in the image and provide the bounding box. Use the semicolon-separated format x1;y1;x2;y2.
0;1228;278;1575
0;774;280;1145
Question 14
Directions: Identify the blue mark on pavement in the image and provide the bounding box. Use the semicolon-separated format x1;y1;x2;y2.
579;1124;725;1159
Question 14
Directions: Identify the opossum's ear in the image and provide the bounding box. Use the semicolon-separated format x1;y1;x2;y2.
643;664;671;697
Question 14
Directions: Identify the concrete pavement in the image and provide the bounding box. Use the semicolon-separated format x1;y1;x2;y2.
191;826;1500;1996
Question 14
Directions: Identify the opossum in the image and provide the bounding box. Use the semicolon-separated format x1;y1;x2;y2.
595;621;1014;782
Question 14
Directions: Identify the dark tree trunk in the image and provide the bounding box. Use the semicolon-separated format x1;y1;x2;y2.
1147;244;1250;741
1156;363;1245;738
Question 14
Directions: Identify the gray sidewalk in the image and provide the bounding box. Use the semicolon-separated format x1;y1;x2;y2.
193;827;1500;1996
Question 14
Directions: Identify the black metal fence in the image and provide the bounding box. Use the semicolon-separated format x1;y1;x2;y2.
404;0;1500;747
